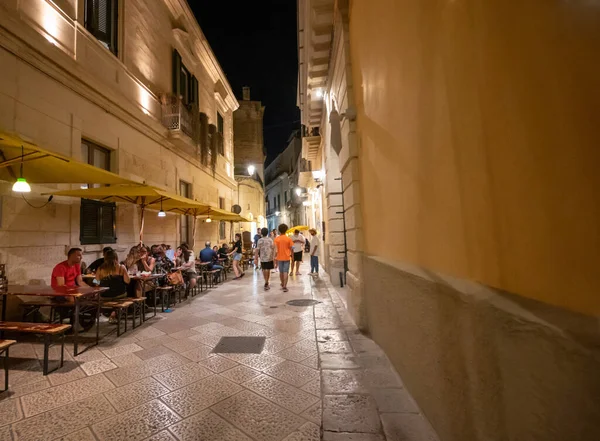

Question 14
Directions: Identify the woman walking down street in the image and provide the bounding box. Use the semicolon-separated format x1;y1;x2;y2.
229;233;245;279
255;227;275;290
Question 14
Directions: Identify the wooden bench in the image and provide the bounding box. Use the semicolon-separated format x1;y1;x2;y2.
0;340;17;392
98;300;133;337
207;269;221;288
18;298;64;323
0;322;71;375
130;297;146;328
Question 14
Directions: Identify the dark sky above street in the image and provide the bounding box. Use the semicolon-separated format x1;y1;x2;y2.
190;0;300;166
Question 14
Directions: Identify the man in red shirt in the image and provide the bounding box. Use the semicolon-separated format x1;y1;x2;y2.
273;223;294;292
51;248;88;292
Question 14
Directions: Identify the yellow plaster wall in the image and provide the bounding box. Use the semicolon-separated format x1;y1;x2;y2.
350;0;600;315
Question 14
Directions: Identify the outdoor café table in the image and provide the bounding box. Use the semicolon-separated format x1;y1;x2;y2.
1;285;108;356
129;274;162;318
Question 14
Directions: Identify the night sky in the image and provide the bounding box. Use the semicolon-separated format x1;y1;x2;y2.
190;0;300;166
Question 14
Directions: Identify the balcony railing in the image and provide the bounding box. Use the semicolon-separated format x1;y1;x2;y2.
160;94;199;142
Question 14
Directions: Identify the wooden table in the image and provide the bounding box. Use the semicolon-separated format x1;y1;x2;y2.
1;285;108;356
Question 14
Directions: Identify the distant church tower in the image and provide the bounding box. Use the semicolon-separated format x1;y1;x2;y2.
233;87;266;181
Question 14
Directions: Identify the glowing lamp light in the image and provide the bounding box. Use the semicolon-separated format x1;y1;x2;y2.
12;178;31;193
205;217;212;223
248;164;255;175
295;188;302;196
158;199;166;217
275;211;281;216
312;170;323;180
12;146;31;193
315;89;323;98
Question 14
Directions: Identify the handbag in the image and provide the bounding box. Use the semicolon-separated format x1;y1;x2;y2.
167;270;184;286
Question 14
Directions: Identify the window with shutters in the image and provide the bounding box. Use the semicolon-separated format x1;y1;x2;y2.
172;50;197;106
79;140;115;244
80;199;116;245
84;0;118;55
218;197;226;240
217;113;225;155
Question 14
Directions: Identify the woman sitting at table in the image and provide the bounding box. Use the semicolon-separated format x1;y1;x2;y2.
176;244;197;294
124;246;156;297
96;250;130;324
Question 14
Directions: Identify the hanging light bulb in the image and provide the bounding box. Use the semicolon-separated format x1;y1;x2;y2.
158;199;166;217
12;145;31;193
205;217;212;223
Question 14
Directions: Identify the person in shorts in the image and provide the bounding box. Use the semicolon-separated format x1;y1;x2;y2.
228;233;244;279
273;223;293;292
255;227;275;290
290;229;306;276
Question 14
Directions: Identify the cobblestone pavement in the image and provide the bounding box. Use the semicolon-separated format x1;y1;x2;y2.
0;266;439;441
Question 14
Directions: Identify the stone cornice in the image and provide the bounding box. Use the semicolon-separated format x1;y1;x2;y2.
163;0;239;112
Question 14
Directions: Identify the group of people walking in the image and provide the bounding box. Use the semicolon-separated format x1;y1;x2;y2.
253;225;320;292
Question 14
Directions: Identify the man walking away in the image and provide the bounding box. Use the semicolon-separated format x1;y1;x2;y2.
253;228;262;270
273;223;293;292
255;228;274;290
290;229;306;276
309;229;320;275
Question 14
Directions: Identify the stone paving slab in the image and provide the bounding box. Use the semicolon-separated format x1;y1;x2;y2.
0;263;439;440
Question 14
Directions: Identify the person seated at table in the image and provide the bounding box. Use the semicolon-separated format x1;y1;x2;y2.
51;247;89;328
153;245;174;276
123;246;156;297
52;248;89;292
85;247;113;274
163;244;175;262
200;241;223;283
124;246;156;274
96;250;130;324
218;243;230;261
176;244;197;293
212;246;220;264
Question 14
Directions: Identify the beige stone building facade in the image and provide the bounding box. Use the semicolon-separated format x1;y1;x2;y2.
298;0;600;440
0;0;239;286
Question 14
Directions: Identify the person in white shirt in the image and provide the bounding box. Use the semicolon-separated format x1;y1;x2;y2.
290;230;306;276
309;229;320;275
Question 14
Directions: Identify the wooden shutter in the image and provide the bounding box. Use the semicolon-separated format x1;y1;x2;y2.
85;0;117;54
100;203;116;243
172;49;182;96
190;76;198;105
80;199;99;243
80;199;116;245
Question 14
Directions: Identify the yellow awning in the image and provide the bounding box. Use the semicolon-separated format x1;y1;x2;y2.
0;131;135;185
286;225;310;235
45;185;208;212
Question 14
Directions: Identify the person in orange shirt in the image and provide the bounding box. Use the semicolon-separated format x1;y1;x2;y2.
273;223;294;292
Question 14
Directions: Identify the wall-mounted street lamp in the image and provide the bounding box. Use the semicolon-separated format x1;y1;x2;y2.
295;188;302;196
248;164;255;176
